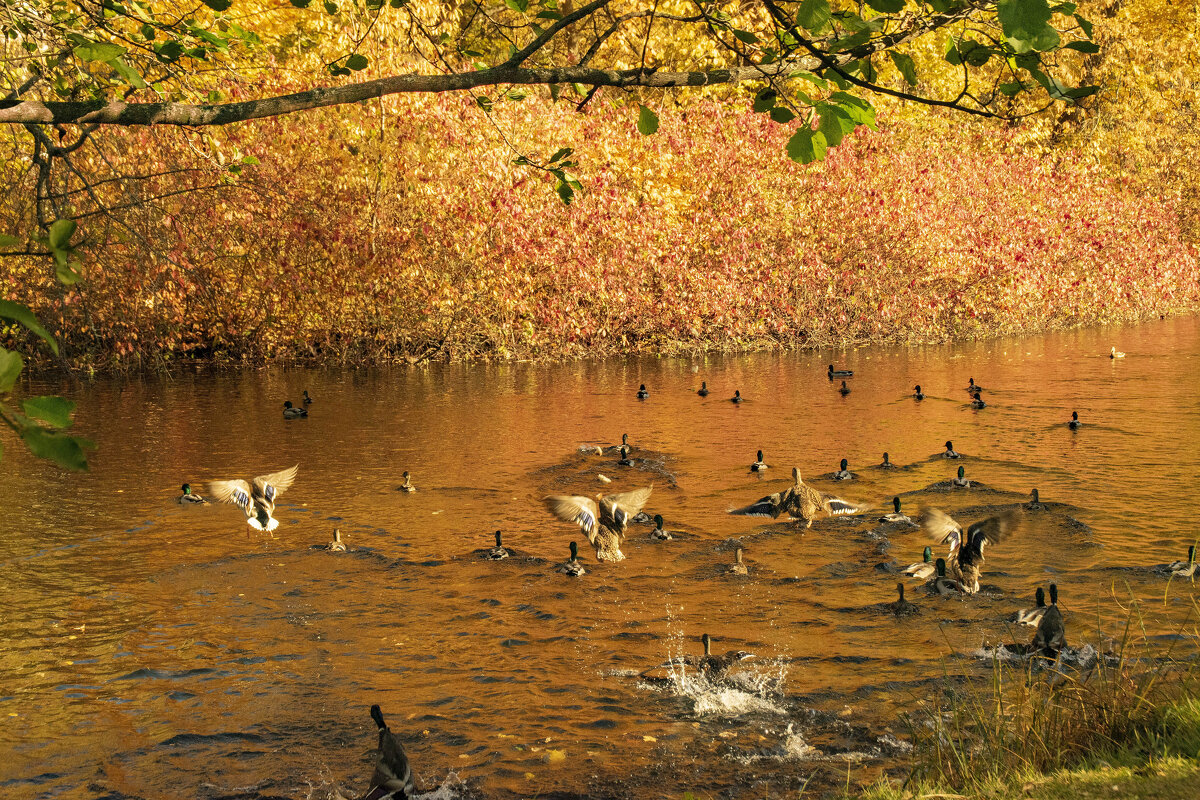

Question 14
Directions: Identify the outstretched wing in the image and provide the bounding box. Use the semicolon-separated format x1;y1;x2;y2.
821;494;866;515
603;485;654;528
545;495;601;545
729;488;790;518
966;510;1018;548
252;465;298;503
919;507;964;546
209;479;252;510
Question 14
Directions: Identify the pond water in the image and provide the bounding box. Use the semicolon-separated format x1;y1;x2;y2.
2;316;1199;800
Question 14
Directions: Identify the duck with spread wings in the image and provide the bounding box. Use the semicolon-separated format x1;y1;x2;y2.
544;485;653;562
209;465;298;533
919;507;1018;594
729;467;863;528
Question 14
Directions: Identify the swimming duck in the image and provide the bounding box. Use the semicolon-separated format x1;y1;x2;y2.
364;705;416;800
1068;411;1080;430
730;389;743;403
881;497;916;527
1026;488;1044;511
326;528;347;552
283;400;308;419
178;483;207;504
833;458;852;480
726;547;749;576
486;530;512;560
838;380;851;396
397;471;416;492
913;385;924;400
828;364;853;379
650;514;674;541
698;633;754;678
965;377;984;393
920;507;1017;594
1110;346;1125;359
942;440;961;459
303;390;314;405
925;558;962;596
889;582;920;616
879;452;895;469
1030;597;1066;661
606;433;632;454
1169;546;1197;578
557;541;586;576
971;392;987;409
1016;586;1049;627
952;466;970;488
210;465;298;533
636;384;649;399
729;467;863;528
750;449;769;472
617;445;635;466
903;546;935;580
698;381;709;397
545;485;653;562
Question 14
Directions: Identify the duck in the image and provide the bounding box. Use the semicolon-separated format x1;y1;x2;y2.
920;507;1017;594
926;558;962;596
650;514;674;541
730;389;743;403
726;547;749;576
833;458;853;480
545;485;653;562
750;449;769;472
965;377;985;393
283;400;308;419
636;384;649;399
1110;346;1125;359
971;392;987;409
606;433;632;454
363;705;416;800
952;466;970;488
1026;488;1045;511
557;541;587;576
1169;546;1197;578
302;390;314;405
828;364;853;379
697;381;709;397
942;440;961;459
903;546;935;580
486;530;512;560
879;452;896;469
177;483;207;504
881;496;916;527
698;633;754;678
729;467;863;528
1068;411;1081;430
913;384;924;400
1016;586;1050;627
617;445;635;466
1030;595;1066;661
397;471;416;492
838;380;851;396
325;528;347;552
210;465;298;533
888;582;920;616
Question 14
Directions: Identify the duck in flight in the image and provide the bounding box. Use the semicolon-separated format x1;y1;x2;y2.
210;465;298;533
545;485;654;561
920;507;1018;594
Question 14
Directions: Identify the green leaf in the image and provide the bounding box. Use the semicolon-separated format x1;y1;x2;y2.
74;41;126;62
108;58;148;89
960;40;993;67
0;346;23;393
0;300;59;355
790;71;829;90
796;0;831;33
732;29;759;45
1074;13;1094;39
290;0;311;6
830;29;871;53
504;0;529;11
1064;84;1100;100
155;41;184;62
20;426;93;472
998;0;1061;54
865;0;905;12
548;147;573;163
752;88;778;113
818;111;845;147
786;127;827;164
201;0;232;9
324;1;338;13
637;105;659;135
889;51;918;86
769;107;796;124
1063;40;1100;53
47;219;76;251
1051;2;1077;13
0;234;19;247
22;396;76;429
241;155;260;165
998;81;1025;96
54;253;83;286
346;53;369;70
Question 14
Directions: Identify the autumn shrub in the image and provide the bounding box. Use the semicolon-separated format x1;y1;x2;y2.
1;87;1197;367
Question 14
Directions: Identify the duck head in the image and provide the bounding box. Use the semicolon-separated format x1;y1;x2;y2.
332;528;343;544
654;514;664;531
968;378;976;388
701;381;707;390
1071;411;1079;421
921;545;932;563
1030;488;1040;503
639;384;647;392
945;440;955;452
914;384;922;393
957;466;966;480
1049;583;1058;604
622;433;629;445
935;558;947;577
283;400;294;409
701;632;712;655
893;496;903;514
828;364;835;374
839;458;848;471
181;483;192;495
756;449;764;462
569;541;579;561
1035;586;1046;608
791;467;802;484
303;390;311;399
733;390;741;400
735;547;744;565
494;530;503;547
402;470;411;481
882;452;891;465
840;380;848;389
896;582;906;601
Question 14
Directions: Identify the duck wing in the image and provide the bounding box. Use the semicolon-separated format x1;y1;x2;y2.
209;479;253;510
821;493;865;515
965;510;1017;547
919;508;964;544
252;465;298;503
545;495;601;544
600;485;654;530
729;487;792;518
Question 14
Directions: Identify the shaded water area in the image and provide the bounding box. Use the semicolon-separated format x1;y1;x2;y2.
3;316;1199;800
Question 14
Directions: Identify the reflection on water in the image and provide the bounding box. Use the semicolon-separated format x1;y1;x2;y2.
2;316;1199;799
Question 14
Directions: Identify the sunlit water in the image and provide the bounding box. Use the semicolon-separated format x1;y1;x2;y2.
2;316;1199;799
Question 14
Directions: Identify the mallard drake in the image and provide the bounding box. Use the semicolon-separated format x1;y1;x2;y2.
833;458;852;480
210;465;298;533
730;389;743;403
636;384;649;399
926;557;963;596
303;390;314;405
879;452;895;469
828;364;853;379
1030;599;1066;661
557;541;586;576
965;378;985;393
838;380;851;396
363;705;416;800
942;440;961;459
486;530;512;560
971;392;987;409
751;450;769;472
178;483;207;504
1068;411;1081;430
283;400;307;419
606;433;632;454
952;466;970;488
545;485;653;562
1110;346;1125;359
698;633;754;678
397;471;416;492
1026;488;1044;510
697;381;709;397
326;528;346;552
650;514;674;541
729;467;863;528
1016;586;1049;627
881;496;916;527
913;384;925;400
617;445;635;466
726;547;749;576
889;582;920;616
920;507;1017;594
903;546;935;580
1169;546;1197;578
